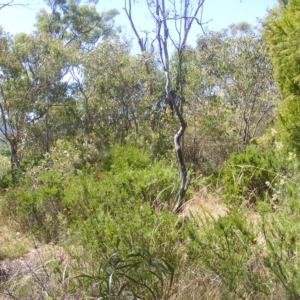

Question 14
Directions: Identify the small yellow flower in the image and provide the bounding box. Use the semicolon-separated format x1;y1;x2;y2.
271;128;277;137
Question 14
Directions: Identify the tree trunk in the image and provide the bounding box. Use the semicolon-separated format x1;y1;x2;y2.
173;121;188;213
10;138;20;170
124;0;205;213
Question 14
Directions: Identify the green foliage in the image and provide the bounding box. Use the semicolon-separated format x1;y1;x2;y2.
1;1;296;296
76;249;176;300
4;170;65;242
184;23;277;174
0;146;10;156
76;39;172;155
2;144;183;298
263;0;300;154
218;145;278;206
0;149;12;188
36;0;119;49
261;200;300;298
0;29;77;167
206;141;300;297
109;144;150;170
72;205;181;299
256;147;300;298
187;210;270;298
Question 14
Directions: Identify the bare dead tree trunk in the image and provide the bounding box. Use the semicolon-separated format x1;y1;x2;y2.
124;0;205;213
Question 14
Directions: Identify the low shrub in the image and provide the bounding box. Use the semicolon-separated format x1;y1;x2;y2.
217;145;278;207
1;143;187;298
61;145;183;298
187;210;271;298
0;150;11;189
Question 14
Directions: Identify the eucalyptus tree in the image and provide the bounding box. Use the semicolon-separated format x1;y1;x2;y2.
74;40;165;149
34;0;120;140
198;23;277;143
183;23;278;173
124;0;205;212
0;29;72;168
35;0;119;50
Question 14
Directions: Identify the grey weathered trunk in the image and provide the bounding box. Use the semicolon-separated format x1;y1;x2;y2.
124;0;205;213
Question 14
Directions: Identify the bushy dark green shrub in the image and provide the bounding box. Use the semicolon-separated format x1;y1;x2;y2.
70;198;182;299
218;145;278;206
3;144;178;238
2;144;186;298
59;145;184;298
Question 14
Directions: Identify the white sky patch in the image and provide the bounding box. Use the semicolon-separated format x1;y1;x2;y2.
0;0;277;37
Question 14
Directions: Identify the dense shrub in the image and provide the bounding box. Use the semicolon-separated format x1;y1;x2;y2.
0;148;11;189
217;145;278;206
1;144;187;298
3;170;65;242
3;144;177;236
258;197;300;298
69;198;183;299
187;210;272;298
256;148;300;298
60;145;183;298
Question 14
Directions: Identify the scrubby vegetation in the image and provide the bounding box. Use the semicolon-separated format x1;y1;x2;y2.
3;142;300;299
2;0;300;299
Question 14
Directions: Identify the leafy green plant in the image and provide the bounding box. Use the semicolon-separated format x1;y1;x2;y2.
217;145;278;206
187;210;270;298
76;249;175;300
2;144;186;298
0;149;11;188
61;145;184;298
3;170;65;242
67;195;183;299
257;147;300;298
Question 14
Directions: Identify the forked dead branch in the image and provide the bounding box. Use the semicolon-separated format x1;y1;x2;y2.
124;0;206;213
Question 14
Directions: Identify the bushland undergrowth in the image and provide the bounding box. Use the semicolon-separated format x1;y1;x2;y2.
1;142;300;299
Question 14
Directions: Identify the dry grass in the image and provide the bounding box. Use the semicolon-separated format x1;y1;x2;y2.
0;241;79;299
182;188;266;247
0;215;100;299
169;268;223;300
0;199;76;299
0;218;32;261
182;188;227;221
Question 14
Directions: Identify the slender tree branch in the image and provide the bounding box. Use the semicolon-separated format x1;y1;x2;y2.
0;0;13;9
0;0;28;10
123;0;146;52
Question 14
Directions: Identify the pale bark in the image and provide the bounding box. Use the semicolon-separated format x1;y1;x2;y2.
124;0;205;212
